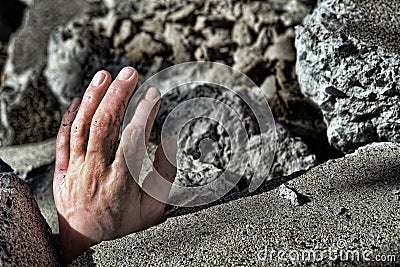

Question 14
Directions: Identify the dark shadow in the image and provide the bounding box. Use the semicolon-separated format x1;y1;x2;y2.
27;162;55;196
0;0;27;41
334;160;400;192
56;216;98;266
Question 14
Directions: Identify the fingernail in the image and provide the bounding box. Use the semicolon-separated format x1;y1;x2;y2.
92;72;106;87
145;87;160;101
117;67;135;81
68;98;81;112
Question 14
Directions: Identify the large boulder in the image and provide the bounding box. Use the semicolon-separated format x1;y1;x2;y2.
296;0;400;153
0;171;60;266
72;142;400;266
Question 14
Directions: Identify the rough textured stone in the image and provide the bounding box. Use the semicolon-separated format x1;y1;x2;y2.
42;0;322;147
279;183;310;206
102;0;127;10
0;173;60;265
0;138;56;197
0;0;95;146
44;14;129;106
0;139;55;180
5;0;94;76
272;123;316;176
41;0;333;161
72;142;400;266
150;84;316;193
296;0;400;153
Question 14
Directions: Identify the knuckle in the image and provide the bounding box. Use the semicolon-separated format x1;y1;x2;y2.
82;90;100;104
71;119;89;138
136;100;151;113
90;111;119;137
57;121;73;143
107;85;120;95
61;109;77;125
121;124;145;150
56;134;67;149
105;87;128;109
127;123;146;137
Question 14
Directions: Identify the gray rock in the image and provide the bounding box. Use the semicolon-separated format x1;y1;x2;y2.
42;0;328;162
163;23;192;63
296;0;400;153
334;206;347;216
125;32;166;66
0;72;62;146
279;183;298;205
0;138;55;180
44;15;129;106
43;0;316;110
0;0;95;146
167;3;196;22
0;138;56;197
102;0;127;9
151;84;316;192
18;0;33;6
72;142;400;266
264;28;296;62
0;173;60;265
279;184;310;206
4;0;93;76
232;19;253;46
273;123;316;177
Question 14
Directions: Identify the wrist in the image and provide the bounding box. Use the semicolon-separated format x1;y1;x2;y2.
58;214;99;264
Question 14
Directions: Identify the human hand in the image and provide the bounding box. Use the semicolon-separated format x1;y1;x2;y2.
53;67;177;264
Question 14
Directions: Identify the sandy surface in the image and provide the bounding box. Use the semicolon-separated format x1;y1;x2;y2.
64;143;400;266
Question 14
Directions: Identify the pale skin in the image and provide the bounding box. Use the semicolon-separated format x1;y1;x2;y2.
53;67;177;264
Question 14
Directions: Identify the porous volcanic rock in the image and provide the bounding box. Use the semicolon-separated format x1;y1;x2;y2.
0;172;60;265
296;0;400;153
